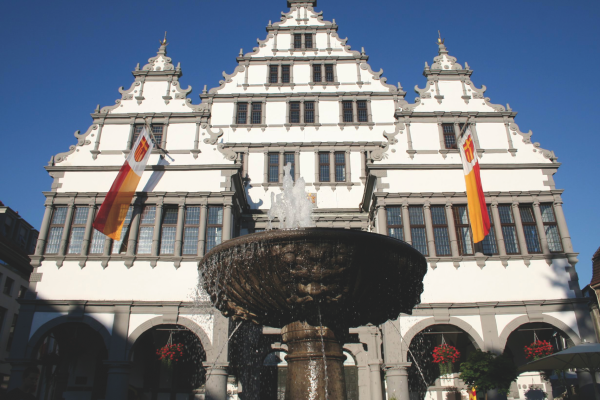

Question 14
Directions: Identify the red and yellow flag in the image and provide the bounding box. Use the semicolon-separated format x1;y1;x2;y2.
93;127;154;240
458;127;490;243
469;387;477;400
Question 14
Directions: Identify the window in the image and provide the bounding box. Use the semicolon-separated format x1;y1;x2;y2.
519;205;541;253
304;102;315;123
137;206;156;255
268;153;279;183
159;207;178;255
67;207;88;254
6;313;18;351
134;125;163;146
0;308;5;337
252;103;262;125
386;207;403;240
269;65;278;84
3;215;13;236
313;65;322;83
289;102;301;124
325;65;334;82
281;65;290;83
284;153;295;181
442;124;457;149
334;152;346;182
18;286;27;299
112;206;133;254
357;101;368;122
409;206;428;256
236;103;248;124
205;206;223;253
3;278;14;296
481;207;498;255
319;152;330;182
45;207;67;254
17;226;27;246
312;64;334;83
183;207;200;255
342;101;354;123
453;206;474;255
498;205;520;254
294;34;302;49
431;206;451;256
304;33;313;49
540;204;563;252
90;229;106;254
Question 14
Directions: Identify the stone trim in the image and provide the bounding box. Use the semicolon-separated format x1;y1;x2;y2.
367;162;560;170
45;164;242;172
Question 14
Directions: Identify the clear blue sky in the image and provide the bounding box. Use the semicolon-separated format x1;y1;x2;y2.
1;1;598;284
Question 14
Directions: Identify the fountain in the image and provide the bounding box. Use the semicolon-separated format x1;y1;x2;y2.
200;164;427;399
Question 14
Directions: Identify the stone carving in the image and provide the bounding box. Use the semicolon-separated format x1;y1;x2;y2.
509;121;533;144
371;123;404;161
465;81;505;111
50;124;97;165
359;62;398;93
203;127;224;145
142;44;175;72
208;65;246;94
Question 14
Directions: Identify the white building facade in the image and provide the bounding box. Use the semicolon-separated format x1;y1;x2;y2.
10;1;594;399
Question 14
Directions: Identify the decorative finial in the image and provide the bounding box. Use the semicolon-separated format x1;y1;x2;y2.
160;31;168;46
135;63;140;71
203;85;207;94
506;103;512;111
361;47;365;56
397;82;403;90
437;30;444;45
464;61;470;70
95;104;100;113
332;18;336;25
268;20;272;27
425;61;430;70
176;62;181;71
239;48;244;57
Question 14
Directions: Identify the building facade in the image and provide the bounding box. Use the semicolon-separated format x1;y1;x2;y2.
0;202;38;389
10;1;594;399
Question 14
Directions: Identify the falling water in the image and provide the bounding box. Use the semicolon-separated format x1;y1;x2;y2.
267;162;315;230
317;306;330;400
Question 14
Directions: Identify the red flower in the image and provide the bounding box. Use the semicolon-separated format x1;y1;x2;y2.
524;340;553;361
157;343;185;362
432;344;460;364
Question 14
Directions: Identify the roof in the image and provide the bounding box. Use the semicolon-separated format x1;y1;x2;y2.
590;246;600;287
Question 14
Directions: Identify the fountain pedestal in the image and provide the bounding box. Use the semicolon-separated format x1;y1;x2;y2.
282;321;347;400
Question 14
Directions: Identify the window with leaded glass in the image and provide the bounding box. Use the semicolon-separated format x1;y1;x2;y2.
151;125;164;146
282;65;290;83
319;152;330;182
159;207;178;255
386;207;403;240
540;204;562;252
205;206;223;253
67;207;88;254
284;153;295;181
498;205;519;254
45;207;67;254
335;152;346;182
183;206;200;255
442;124;457;149
269;65;278;83
289;102;300;123
137;206;156;255
294;34;302;49
313;65;322;82
252;103;262;125
268;153;279;183
453;206;474;255
90;229;106;254
304;102;315;123
304;33;313;49
481;207;498;255
357;101;368;122
431;206;451;256
342;101;354;123
325;64;334;82
409;206;428;256
519;205;541;253
236;103;248;124
112;206;133;254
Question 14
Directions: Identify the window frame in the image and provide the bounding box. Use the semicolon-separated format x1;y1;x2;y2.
136;205;156;255
386;206;404;241
431;205;451;257
182;206;201;256
498;205;520;255
45;207;68;255
205;206;224;254
3;277;14;296
133;124;164;148
318;152;331;183
234;101;265;126
268;153;280;183
408;206;428;256
159;206;178;255
67;206;89;255
519;204;542;254
540;203;563;253
311;63;336;84
442;123;457;150
453;205;474;256
339;99;372;125
334;152;346;182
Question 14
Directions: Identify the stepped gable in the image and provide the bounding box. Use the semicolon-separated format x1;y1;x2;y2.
591;247;600;287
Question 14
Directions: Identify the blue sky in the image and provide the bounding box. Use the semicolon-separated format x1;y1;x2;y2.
1;0;598;284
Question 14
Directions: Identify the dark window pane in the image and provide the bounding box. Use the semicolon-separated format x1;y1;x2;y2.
453;206;473;255
252;103;262;124
481;208;498;255
540;204;556;223
305;34;313;49
289;102;300;123
519;207;536;223
185;206;201;225
183;227;199;255
343;101;354;123
162;208;178;225
45;227;63;254
498;205;515;224
72;207;88;225
90;230;106;254
430;207;446;225
304;101;315;123
313;64;322;82
433;227;451;256
268;153;279;183
282;65;290;83
408;206;425;225
335;152;345;182
160;226;176;254
284;153;295;181
208;207;223;225
411;228;428;256
67;227;85;254
545;225;563;252
319;152;330;182
294;34;302;49
502;226;520;254
357;100;368;122
52;207;68;225
151;125;163;145
325;64;334;82
523;225;541;253
386;207;402;227
269;65;278;83
237;103;247;124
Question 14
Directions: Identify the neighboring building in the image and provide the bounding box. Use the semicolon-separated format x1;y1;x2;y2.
583;248;600;342
9;1;595;399
0;202;37;390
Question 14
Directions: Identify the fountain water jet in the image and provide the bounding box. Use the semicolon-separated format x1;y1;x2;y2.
200;165;427;400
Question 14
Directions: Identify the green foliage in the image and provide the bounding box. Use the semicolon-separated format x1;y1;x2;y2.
459;350;518;395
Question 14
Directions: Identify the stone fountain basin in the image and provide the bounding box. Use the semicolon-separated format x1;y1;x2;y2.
200;228;427;329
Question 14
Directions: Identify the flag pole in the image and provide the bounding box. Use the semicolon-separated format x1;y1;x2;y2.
144;123;172;160
457;116;472;141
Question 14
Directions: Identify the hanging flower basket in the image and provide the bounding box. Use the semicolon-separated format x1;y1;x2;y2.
432;344;461;376
156;343;184;368
524;340;553;361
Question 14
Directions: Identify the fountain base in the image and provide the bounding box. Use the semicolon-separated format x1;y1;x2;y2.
282;321;347;400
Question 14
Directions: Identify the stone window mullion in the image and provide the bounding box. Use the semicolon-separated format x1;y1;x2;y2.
263;150;269;183
377;204;387;235
300;99;305;125
437;120;445;149
490;203;507;257
174;202;185;257
532;201;550;255
552;199;573;253
314;149;319;183
279;149;285;183
329;150;335;182
81;204;96;256
314;97;320;124
35;203;54;256
445;204;460;258
151;201;164;256
294;150;300;181
223;202;232;241
126;117;136;150
58;202;75;256
401;203;412;245
345;150;351;182
126;204;142;257
423;203;436;257
197;203;208;256
512;202;529;256
366;98;373;123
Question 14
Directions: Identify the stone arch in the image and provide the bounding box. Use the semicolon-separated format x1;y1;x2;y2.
26;314;111;359
401;317;485;361
342;348;358;365
126;315;213;360
497;314;581;351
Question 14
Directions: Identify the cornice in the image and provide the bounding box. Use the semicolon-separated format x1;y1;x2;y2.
395;111;518;119
367;163;560;170
45;164;242;172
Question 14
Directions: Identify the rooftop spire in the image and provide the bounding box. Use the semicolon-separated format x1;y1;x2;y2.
437;30;448;55
158;31;168;56
287;0;316;7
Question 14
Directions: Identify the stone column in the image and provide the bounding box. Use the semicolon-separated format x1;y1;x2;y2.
174;203;185;256
445;203;459;257
490;203;506;256
104;362;131;400
279;150;285;183
7;302;36;391
329;150;335;182
359;325;383;400
81;204;96;255
126;204;142;256
532;201;550;255
423;203;436;257
377;204;387;235
511;202;529;255
105;305;132;400
384;363;411;400
222;203;232;241
401;203;412;245
204;364;229;400
553;199;574;253
151;200;164;256
198;203;208;256
35;203;54;255
58;201;75;255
